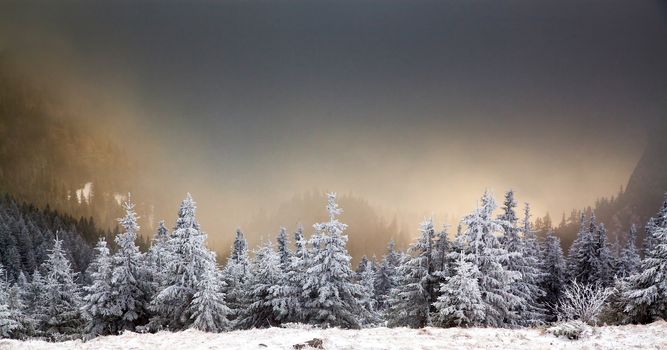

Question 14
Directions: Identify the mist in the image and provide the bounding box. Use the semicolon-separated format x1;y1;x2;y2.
1;0;666;258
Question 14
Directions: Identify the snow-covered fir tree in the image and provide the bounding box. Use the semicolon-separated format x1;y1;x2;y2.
592;224;615;287
386;218;435;328
643;194;667;257
454;191;521;327
541;229;566;318
0;264;20;338
24;270;46;335
498;193;546;326
190;268;231;332
146;221;172;297
302;193;368;328
42;236;84;340
622;197;667;324
356;255;370;280
270;226;309;324
357;259;380;326
237;242;284;328
374;240;399;310
82;238;120;337
152;193;222;330
617;224;641;278
221;228;251;322
430;225;450;302
276;227;292;268
567;213;599;285
433;252;486;327
111;195;150;331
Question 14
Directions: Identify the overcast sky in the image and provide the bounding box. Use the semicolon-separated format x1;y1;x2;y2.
1;0;666;236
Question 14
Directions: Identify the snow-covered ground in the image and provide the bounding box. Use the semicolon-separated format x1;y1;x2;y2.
2;321;666;350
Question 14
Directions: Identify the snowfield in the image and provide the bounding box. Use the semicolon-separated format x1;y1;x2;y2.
2;322;666;350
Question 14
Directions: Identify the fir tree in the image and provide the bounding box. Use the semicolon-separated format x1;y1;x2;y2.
270;226;309;324
455;191;521;327
433;253;486;327
237;242;284;329
374;241;399;310
146;221;172;296
541;229;566;320
42;236;84;340
152;193;219;330
221;228;251;322
622;198;667;323
190;268;231;332
111;195;149;331
0;264;20;338
302;193;368;328
276;227;292;269
567;213;599;285
386;219;435;328
618;224;641;278
82;238;120;337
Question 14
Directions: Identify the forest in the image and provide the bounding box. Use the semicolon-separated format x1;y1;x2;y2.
1;189;665;342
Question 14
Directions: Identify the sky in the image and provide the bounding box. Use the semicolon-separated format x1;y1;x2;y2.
1;0;666;242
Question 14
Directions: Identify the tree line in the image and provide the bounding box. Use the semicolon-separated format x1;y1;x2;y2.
1;190;666;341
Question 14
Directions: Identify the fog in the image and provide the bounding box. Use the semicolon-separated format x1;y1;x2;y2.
1;0;665;256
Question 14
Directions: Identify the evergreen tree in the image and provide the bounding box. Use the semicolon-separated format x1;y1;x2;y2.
0;264;20;338
618;225;641;278
146;221;172;296
82;238;120;337
152;194;219;330
374;241;399;310
386;219;435;328
567;213;599;285
190;268;231;332
498;194;546;326
111;196;149;331
42;236;84;340
221;228;251;322
237;242;284;329
276;227;292;268
433;253;485;327
25;269;47;335
541;229;566;320
356;255;370;280
302;193;368;328
270;226;309;324
454;191;521;327
622;198;667;323
592;224;615;287
358;259;380;326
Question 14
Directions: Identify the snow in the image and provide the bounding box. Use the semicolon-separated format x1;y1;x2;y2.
3;322;667;350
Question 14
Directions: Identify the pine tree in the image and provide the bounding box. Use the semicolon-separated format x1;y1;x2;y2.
302;193;368;328
0;264;20;338
430;226;450;302
455;191;521;327
622;198;667;323
433;253;486;327
567;213;599;285
541;229;566;320
42;236;84;340
152;193;219;330
111;195;149;331
270;226;308;324
356;255;370;281
190;268;231;332
82;238;120;337
498;194;546;326
618;224;641;278
146;221;172;296
25;269;46;335
374;241;399;310
276;227;292;269
237;242;284;329
357;259;380;326
221;228;251;322
386;219;435;328
592;224;615;287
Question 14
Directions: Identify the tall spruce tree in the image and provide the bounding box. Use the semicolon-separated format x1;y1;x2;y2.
152;194;221;330
386;218;435;328
111;195;149;331
302;193;368;328
42;236;84;340
541;229;566;320
618;224;641;278
622;198;667;323
221;228;251;322
237;242;284;329
82;238;120;337
433;253;486;327
454;191;521;327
